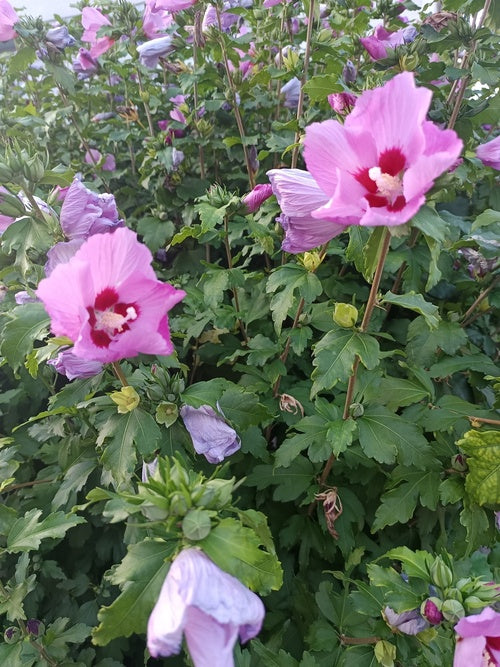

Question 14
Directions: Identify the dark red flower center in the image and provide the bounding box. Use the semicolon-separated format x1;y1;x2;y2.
87;287;139;348
355;147;407;212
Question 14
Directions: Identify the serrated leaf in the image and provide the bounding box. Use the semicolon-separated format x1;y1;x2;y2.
7;509;85;553
302;74;342;101
199;518;282;595
411;206;447;243
381;291;440;329
181;378;232;409
368;377;430;410
0;303;50;372
406;317;467;367
439;477;465;505
367;563;422;609
274;416;329;468
429;354;499;378
245;457;315;501
458;430;500;506
382;547;433;581
311;327;380;396
202;269;229;309
93;539;173;645
218;388;269;430
326;419;357;456
460;501;490;555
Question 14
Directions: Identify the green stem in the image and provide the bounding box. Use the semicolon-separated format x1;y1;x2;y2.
318;228;391;488
192;17;206;180
215;6;255;189
111;361;129;387
290;0;315;168
224;215;248;342
135;69;155;138
461;275;499;326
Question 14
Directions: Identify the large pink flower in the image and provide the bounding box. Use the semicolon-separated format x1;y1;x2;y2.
454;607;500;667
476;134;500;170
303;72;462;228
36;227;185;363
0;0;18;42
142;0;174;38
81;7;114;58
147;548;264;665
153;0;198;12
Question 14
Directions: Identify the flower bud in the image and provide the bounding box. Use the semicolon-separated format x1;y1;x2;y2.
333;303;358;328
463;595;488;612
430;557;453;589
421;598;443;625
301;251;323;272
374;639;396;667
156;402;179;427
451;454;467;472
4;627;21;644
242;184;273;213
446;587;463;602
399;53;419;71
110;386;140;414
349;402;364;418
441;599;465;623
342;60;357;84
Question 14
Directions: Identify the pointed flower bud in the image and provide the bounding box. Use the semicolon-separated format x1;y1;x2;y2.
242;184;273;213
421;598;444;625
430;557;453;589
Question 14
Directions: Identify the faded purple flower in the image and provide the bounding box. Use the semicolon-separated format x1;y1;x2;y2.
147;548;265;664
327;92;357;114
137;35;173;67
14;291;39;305
342;60;357;84
25;619;43;637
383;606;429;635
45;25;76;49
476;135;500;170
202;4;239;32
85;149;116;172
454;607;500;667
91;112;117;122
242;184;273;213
180;404;241;463
282;77;301;108
73;48;99;78
141;457;159;482
48;349;104;380
267;168;345;253
59;179;123;240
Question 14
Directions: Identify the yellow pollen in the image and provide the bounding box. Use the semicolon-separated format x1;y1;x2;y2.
368;166;403;204
95;306;137;334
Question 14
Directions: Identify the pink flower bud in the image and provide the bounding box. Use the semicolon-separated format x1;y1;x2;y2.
242;184;273;213
422;598;444;625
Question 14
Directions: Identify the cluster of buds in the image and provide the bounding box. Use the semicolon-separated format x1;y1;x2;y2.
0;145;45;187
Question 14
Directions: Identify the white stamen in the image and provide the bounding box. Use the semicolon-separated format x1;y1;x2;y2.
368;166;403;204
95;306;137;335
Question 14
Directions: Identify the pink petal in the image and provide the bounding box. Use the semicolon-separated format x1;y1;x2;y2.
184;607;238;667
453;636;487;667
476;134;500;170
455;608;500;638
267;168;329;216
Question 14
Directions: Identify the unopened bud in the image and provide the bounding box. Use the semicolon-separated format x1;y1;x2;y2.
349;402;364;418
333;303;358;328
441;599;465;623
301;251;323;272
421;598;443;625
399;53;419;71
451;454;467;472
463;595;487;611
374;639;396;667
430;557;453;589
26;619;44;638
4;627;21;643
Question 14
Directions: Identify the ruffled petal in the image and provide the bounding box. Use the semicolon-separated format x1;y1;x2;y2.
184;607;238;667
453;636;487;667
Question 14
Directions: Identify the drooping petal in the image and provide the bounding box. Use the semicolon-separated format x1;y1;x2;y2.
147;563;187;658
184;607;239;667
45;239;85;275
476;134;500;170
180;405;240;463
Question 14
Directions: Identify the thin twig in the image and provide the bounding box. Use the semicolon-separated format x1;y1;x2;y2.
291;0;315;168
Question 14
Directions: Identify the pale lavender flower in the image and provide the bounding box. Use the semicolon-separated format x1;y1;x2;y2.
242;184;273;213
59;179;123;240
14;291;39;305
45;239;85;276
282;77;301;108
141;457;159;482
384;606;429;635
147;548;265;664
45;25;76;49
342;60;357;84
180;405;241;463
73;48;99;78
137;35;173;67
476;135;500;170
47;349;103;381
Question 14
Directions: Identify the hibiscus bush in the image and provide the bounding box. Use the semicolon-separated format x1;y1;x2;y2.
0;0;499;665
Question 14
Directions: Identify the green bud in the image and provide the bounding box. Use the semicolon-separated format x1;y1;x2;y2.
441;599;465;623
445;587;463;602
0;192;26;217
169;491;189;516
474;583;500;602
333;303;358;328
374;640;396;667
399;53;419;71
283;49;300;72
463;595;487;611
0;162;14;181
301;251;322;272
451;454;467;472
139;90;150;104
182;508;212;541
349;402;364;418
455;577;472;592
430;557;453;589
4;627;21;644
110;386;140;414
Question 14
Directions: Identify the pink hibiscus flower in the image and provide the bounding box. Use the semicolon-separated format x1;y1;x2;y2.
454;607;500;667
36;227;185;363
476;134;500;170
81;7;114;58
303;71;462;228
0;0;18;42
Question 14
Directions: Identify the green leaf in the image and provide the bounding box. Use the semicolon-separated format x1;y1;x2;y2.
202;269;229;309
366;377;430;410
422;395;495;432
458;430;500;506
274;416;329;468
459;501;490;555
382;546;433;581
93;539;173;645
7;509;85;553
326;419;358;457
440;477;465;505
406;317;468;366
200;517;283;595
302;74;342;101
246;457;315;501
363;226;388;282
367;563;422;609
411;205;447;243
218;388;269;430
8;46;36;76
136;216;174;252
266;265;322;334
0;303;50;372
181;378;232;408
311;326;380;396
357;407;431;467
429;354;499;378
381;291;440;329
372;467;441;531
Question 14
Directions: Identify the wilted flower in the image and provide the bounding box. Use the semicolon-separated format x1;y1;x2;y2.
242;184;273;213
383;606;429;635
302;72;462;228
342;60;357;84
141;457;159;482
327;92;357;114
454;607;500;666
91;111;117;122
137;35;173;68
81;6;114;58
476;135;500;170
180;404;241;463
45;25;76;50
147;548;265;664
282;77;301;108
360;25;417;60
267;168;345;253
36;227;185;363
0;0;18;42
73;48;99;77
48;349;103;380
14;291;39;305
